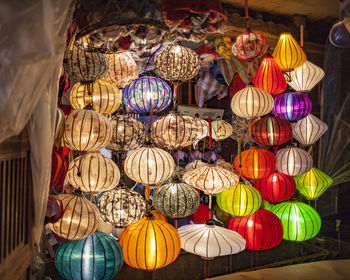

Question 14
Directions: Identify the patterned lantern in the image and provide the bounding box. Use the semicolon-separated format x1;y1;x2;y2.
120;215;181;271
294;168;333;200
252;116;292;146
55;231;123;280
276;146;313;176
123;76;172;113
234;147;276;180
253;172;296;203
231;85;274;119
272;33;306;72
54;107;66;148
228;209;283;250
64;109;112;152
272;201;321;241
292;114;328;146
211;119;233;140
272;92;312;122
216;182;262;217
193;116;209;143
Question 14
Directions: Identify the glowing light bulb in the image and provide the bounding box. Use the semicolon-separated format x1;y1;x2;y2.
90;180;95;186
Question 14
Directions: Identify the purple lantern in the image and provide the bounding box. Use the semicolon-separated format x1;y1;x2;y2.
329;19;350;48
272;92;312;122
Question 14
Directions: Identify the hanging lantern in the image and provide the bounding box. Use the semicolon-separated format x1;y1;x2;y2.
329;19;350;48
98;215;113;234
231;85;274;119
276;146;313;176
272;33;306;72
54;107;66;148
193;116;209;144
214;205;232;225
151;210;167;221
47;192;99;240
234;147;276;180
178;223;246;259
216;182;262;217
211;119;233;140
190;204;210;224
294;167;333;200
55;231;123;280
64;109;112;152
272;201;321;241
123;76;172;114
272;92;312;122
252;116;292;146
292;114;328;146
185;160;206;172
120;215;181;271
215;159;235;172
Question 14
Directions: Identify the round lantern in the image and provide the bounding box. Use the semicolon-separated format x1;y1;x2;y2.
154;44;201;82
231;85;274;119
272;33;306;72
98;215;113;235
54;107;65;148
234;147;276;180
193;116;209;144
272;92;312;122
276;146;313;176
98;187;146;228
178;223;246;259
64;109;112;152
211;119;233;140
185;160;206;172
55;231;123;280
123;76;172;114
66;152;120;194
229;209;283;250
47;192;99;240
294;167;333;200
292;114;328;146
151;210;167;222
252;116;292;146
120;215;181;271
272;201;321;241
216;182;262;217
329;19;350;48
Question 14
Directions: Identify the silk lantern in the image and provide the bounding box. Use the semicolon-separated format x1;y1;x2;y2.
191;204;210;224
276;146;313;176
329;19;350;48
211;119;233;140
193;116;209;144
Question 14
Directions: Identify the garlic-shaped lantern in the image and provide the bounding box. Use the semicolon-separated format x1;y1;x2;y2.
276;146;313;176
211;119;233;140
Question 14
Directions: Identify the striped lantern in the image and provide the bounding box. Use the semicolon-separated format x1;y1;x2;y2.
193;116;209;144
211;119;233;140
276;146;313;176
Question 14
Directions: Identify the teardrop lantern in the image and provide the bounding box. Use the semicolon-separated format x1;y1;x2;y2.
211;119;233;140
276;146;313;176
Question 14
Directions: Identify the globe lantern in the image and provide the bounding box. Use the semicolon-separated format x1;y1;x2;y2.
193;116;209;144
211;119;233;140
276;146;313;176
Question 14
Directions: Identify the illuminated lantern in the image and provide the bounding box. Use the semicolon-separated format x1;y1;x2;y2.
48;192;99;240
98;215;113;234
272;201;321;241
211;119;233;140
234;147;276;180
229;209;283;250
294;167;333;200
64;109;112;152
193;116;209;144
185;160;206;172
151;210;167;222
123;76;172;113
55;231;123;280
253;172;296;203
292;114;328;146
252;55;287;95
191;204;210;224
120;215;181;271
272;33;306;71
54;107;65;148
272;92;312;122
252;116;292;146
276;146;313;176
231;85;274;119
216;182;262;217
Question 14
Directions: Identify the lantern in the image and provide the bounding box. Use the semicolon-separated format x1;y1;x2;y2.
55;231;123;280
272;92;312;122
272;33;306;71
252;55;287;95
191;204;210;224
193;116;209;144
64;109;112;152
272;201;321;241
252;116;292;146
230;85;274;119
276;146;313;176
98;215;113;234
120;215;181;271
178;223;246;259
151;210;167;222
329;19;350;48
48;192;99;240
215;159;235;172
123;76;172;113
54;107;65;148
211;119;233;140
98;187;146;228
50;150;68;193
292;114;328;146
294;168;333;200
214;205;231;225
216;182;262;217
234;147;276;180
185;160;206;172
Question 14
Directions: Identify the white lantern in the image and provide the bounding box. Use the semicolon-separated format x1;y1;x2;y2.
211;119;233;140
276;146;313;176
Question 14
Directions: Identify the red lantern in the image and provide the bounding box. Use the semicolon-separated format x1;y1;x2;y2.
190;204;210;224
253;172;296;203
50;149;68;193
252;116;292;146
234;147;276;180
228;73;246;98
228;209;283;250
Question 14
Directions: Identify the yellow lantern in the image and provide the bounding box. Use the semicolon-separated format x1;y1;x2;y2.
211;119;233;140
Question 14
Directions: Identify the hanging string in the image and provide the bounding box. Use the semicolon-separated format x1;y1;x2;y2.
172;82;178;110
208;115;213;161
300;24;304;48
208;195;213;221
245;0;249;28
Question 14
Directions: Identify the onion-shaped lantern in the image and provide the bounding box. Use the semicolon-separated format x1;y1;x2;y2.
211;119;233;140
55;231;123;280
294;168;333;200
272;201;321;241
123;76;172;113
120;215;181;271
185;160;206;172
276;146;313;176
229;209;283;250
329;19;350;48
